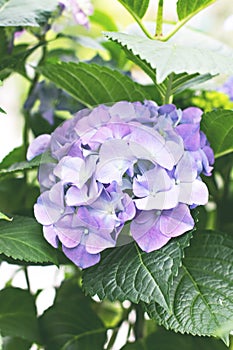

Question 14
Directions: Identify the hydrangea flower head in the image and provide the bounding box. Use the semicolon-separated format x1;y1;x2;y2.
59;0;93;28
27;101;214;268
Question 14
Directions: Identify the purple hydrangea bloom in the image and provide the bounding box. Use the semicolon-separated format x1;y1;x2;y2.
59;0;93;29
219;76;233;101
27;101;214;268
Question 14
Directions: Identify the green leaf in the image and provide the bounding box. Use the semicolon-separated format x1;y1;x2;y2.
40;280;106;350
39;61;153;108
201;109;233;158
83;231;193;311
0;146;25;170
177;0;216;21
117;0;149;19
90;9;118;31
0;211;12;221
0;287;40;343
0;106;6;113
2;336;32;350
0;151;56;176
104;32;233;84
0;0;58;26
110;36;213;98
122;328;228;350
0;178;39;217
0;43;43;81
145;230;233;345
0;216;58;264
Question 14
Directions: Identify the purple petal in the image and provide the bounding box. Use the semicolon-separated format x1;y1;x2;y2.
133;167;173;197
54;213;83;248
43;225;59;248
62;244;100;269
26;134;51;161
181;107;202;124
178;179;209;205
175;152;198;182
117;194;136;223
130;210;170;252
34;182;65;225
159;204;194;237
134;184;179;210
96;139;136;184
128;125;178;170
66;180;101;206
176;123;200;151
85;230;116;254
54;155;97;187
109;101;136;122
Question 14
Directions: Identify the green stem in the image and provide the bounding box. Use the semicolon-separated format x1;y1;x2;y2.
155;0;164;38
117;0;154;39
164;74;174;104
24;266;31;293
134;304;145;340
23;36;47;158
106;306;132;349
158;0;216;42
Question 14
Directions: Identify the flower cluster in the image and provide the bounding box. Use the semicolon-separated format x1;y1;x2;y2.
27;101;214;268
219;76;233;101
59;0;93;28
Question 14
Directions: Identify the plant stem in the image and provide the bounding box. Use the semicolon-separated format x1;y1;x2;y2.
24;266;31;293
155;0;164;38
134;304;145;340
23;36;47;158
157;0;216;42
117;0;154;39
164;74;174;104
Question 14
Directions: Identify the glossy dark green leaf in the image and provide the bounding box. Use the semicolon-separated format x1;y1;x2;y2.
83;231;193;311
0;287;40;343
39;62;153;108
40;280;106;350
145;230;233;346
122;328;228;349
201;109;233;158
2;336;32;350
0;216;58;264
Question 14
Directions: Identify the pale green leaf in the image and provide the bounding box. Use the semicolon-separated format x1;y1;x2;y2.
104;32;233;83
112;35;213;97
0;287;40;343
83;231;193;311
201;109;233;158
177;0;216;21
0;216;58;264
0;212;12;221
0;0;58;26
39;62;153;108
117;0;149;19
145;230;233;345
